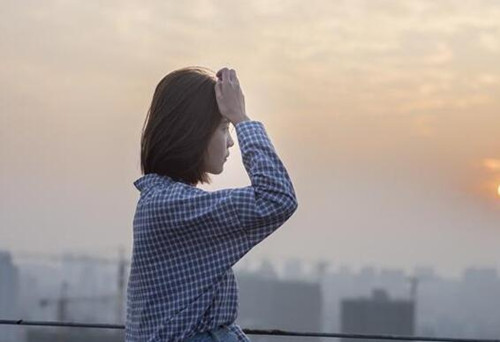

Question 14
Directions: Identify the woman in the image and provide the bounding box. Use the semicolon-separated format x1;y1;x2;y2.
125;66;298;342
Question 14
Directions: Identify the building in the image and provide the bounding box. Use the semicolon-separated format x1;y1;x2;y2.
237;270;322;342
0;250;25;342
340;288;414;342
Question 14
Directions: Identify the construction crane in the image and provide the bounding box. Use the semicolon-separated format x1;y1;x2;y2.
38;281;116;322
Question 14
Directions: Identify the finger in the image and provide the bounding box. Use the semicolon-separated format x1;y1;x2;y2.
229;69;236;82
230;69;240;85
222;68;230;82
217;68;229;81
216;68;226;78
215;81;222;96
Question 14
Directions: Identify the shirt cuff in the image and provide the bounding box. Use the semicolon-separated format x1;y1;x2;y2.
235;120;262;131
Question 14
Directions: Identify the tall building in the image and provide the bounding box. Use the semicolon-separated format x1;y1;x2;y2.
237;271;322;342
340;288;414;342
0;250;25;342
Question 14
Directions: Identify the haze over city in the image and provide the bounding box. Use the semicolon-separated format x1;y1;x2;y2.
1;0;500;277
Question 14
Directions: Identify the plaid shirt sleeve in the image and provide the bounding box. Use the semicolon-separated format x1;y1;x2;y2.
126;120;298;342
158;120;298;253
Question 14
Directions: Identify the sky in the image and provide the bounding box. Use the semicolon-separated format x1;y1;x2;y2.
1;0;499;278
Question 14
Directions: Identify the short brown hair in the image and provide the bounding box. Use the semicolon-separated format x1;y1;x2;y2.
140;66;222;186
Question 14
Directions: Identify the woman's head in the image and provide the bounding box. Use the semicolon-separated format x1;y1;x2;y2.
140;66;234;186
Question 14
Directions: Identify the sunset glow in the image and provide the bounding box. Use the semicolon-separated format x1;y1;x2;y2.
2;0;500;277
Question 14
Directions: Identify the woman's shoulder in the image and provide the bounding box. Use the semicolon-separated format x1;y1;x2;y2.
152;181;235;206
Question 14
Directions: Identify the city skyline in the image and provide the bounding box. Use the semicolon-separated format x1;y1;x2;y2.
2;248;500;340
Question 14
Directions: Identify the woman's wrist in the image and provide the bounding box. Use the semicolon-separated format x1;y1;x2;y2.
233;116;250;126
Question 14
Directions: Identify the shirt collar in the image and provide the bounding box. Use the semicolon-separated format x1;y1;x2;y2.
133;173;174;192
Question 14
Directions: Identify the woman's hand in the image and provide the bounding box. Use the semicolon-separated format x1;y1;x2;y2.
215;68;250;125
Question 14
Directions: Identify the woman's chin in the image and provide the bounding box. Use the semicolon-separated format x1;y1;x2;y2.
208;166;224;175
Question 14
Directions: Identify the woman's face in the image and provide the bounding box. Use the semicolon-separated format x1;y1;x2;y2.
203;118;235;174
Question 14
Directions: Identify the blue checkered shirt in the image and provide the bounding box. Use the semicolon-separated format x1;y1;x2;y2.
125;120;298;342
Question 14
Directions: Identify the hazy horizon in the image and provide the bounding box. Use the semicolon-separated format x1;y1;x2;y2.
1;0;500;278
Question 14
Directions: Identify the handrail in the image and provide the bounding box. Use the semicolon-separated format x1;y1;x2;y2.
1;319;499;342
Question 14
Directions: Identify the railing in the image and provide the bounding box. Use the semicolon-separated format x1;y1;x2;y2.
1;319;499;342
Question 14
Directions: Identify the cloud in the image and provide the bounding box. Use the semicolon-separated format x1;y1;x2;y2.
423;44;454;65
483;158;500;172
479;33;500;52
413;114;437;137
